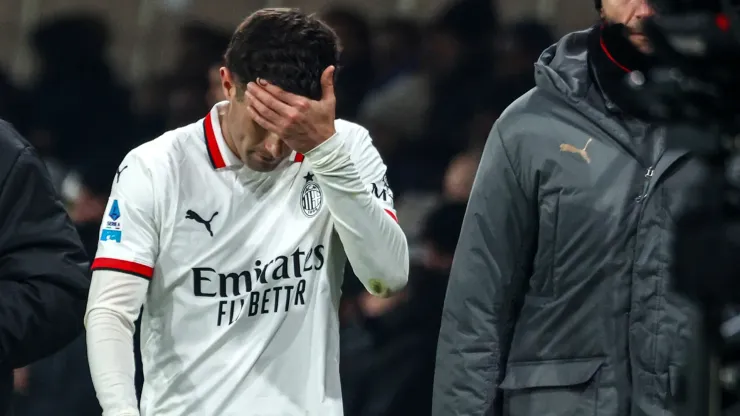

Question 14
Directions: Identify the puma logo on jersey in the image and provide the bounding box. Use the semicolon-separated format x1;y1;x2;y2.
186;210;218;237
116;165;128;183
560;138;593;164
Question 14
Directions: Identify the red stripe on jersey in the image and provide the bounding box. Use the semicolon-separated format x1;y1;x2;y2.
204;112;226;169
384;209;398;222
92;258;154;279
294;153;305;162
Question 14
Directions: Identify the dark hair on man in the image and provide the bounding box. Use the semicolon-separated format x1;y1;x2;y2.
224;8;340;101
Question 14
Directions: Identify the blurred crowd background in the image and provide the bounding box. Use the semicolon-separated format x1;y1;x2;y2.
0;0;594;414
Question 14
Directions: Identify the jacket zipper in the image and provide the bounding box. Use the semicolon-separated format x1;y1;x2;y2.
635;166;654;202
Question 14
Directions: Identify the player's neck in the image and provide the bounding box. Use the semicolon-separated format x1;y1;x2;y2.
217;105;241;161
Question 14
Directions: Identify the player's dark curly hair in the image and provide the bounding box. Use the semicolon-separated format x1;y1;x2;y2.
224;8;340;101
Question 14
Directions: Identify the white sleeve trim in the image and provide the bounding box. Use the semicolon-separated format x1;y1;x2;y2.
85;269;149;416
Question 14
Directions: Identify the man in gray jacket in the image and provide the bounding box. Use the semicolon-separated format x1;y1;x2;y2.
433;1;703;415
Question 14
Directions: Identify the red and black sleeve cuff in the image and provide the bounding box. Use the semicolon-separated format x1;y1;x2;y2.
92;258;154;280
384;209;398;223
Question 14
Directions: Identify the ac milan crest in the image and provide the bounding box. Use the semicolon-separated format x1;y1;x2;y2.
300;172;323;217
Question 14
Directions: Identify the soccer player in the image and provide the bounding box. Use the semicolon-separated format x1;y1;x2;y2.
84;8;408;416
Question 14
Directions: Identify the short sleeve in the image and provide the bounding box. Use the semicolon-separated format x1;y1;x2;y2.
91;152;158;279
345;124;397;221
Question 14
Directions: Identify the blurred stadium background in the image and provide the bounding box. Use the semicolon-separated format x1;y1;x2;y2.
0;0;595;415
0;0;593;83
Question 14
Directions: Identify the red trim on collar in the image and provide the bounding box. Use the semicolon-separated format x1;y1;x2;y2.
293;153;305;162
599;34;631;73
204;111;226;169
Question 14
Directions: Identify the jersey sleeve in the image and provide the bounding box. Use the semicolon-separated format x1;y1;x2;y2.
345;125;397;222
91;152;159;279
306;121;408;296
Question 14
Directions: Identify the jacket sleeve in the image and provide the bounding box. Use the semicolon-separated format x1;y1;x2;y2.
432;124;536;416
0;146;90;369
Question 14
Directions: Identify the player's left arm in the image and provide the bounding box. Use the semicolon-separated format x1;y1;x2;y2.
244;68;408;296
304;123;409;297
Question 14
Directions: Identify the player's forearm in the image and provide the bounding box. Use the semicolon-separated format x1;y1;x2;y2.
86;309;140;416
305;134;409;296
85;270;149;416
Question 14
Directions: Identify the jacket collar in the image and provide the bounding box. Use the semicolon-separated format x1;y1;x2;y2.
587;23;656;117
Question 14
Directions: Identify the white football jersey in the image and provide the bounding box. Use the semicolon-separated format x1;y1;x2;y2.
92;102;397;416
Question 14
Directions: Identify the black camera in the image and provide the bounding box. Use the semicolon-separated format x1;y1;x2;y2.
630;1;740;414
630;0;740;135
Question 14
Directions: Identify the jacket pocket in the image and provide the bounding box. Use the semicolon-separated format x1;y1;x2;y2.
530;193;559;298
499;357;605;416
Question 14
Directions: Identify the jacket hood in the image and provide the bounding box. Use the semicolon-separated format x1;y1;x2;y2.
534;28;595;105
